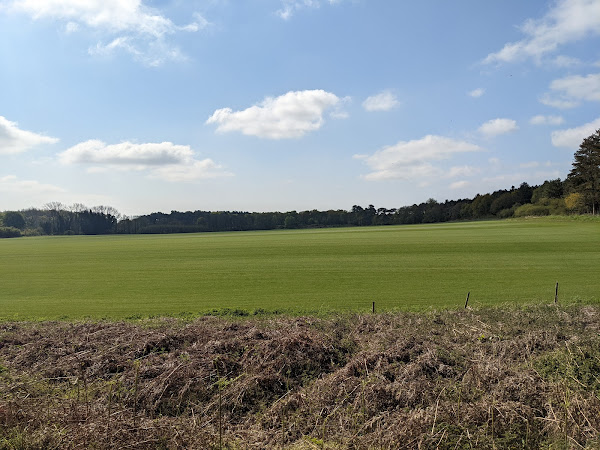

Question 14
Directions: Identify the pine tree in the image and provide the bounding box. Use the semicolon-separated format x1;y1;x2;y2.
568;129;600;214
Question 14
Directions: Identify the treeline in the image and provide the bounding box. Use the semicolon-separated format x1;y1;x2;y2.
0;177;587;237
116;178;578;234
0;203;119;237
3;130;597;237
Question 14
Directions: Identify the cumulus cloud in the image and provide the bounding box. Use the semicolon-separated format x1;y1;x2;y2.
551;117;600;148
0;116;59;154
8;0;205;65
362;91;399;112
530;115;565;125
355;135;482;181
58;140;194;166
276;0;342;20
0;175;65;195
540;73;600;108
468;88;485;98
58;140;232;181
483;0;600;65
478;118;519;137
206;90;341;139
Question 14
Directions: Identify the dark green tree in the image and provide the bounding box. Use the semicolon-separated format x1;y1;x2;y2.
568;129;600;214
2;211;25;230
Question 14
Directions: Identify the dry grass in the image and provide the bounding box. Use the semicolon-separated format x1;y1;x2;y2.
1;305;600;449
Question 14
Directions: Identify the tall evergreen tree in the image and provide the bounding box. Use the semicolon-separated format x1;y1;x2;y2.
568;129;600;214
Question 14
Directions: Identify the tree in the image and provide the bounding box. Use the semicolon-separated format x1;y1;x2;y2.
2;211;26;230
568;129;600;214
531;178;563;203
564;192;586;213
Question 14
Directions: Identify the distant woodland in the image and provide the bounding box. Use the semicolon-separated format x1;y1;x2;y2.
1;129;599;237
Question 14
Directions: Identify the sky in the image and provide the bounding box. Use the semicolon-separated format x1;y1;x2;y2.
1;0;600;217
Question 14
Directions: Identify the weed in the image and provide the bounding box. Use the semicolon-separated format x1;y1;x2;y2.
0;305;599;448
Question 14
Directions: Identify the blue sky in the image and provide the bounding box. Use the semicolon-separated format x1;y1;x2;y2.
1;0;599;216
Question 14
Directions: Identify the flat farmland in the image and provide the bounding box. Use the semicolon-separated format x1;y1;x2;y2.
1;218;598;319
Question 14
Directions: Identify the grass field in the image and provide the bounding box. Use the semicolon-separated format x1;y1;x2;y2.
1;217;599;319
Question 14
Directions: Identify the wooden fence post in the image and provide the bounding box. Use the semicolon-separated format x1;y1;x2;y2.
554;282;559;304
372;301;375;314
464;292;470;309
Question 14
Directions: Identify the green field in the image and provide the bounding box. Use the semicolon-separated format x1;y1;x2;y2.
1;218;599;319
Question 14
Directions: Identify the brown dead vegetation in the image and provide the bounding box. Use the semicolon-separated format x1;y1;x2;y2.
1;305;600;449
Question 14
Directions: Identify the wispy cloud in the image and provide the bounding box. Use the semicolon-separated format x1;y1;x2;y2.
8;0;206;66
478;118;518;137
530;115;565;125
0;116;59;154
276;0;342;20
483;0;600;65
540;72;600;108
468;88;485;98
355;135;481;181
446;166;480;178
539;95;579;109
551;117;600;148
362;91;400;112
152;160;232;182
551;55;582;67
450;180;470;190
0;175;65;195
58;140;232;181
206;90;341;139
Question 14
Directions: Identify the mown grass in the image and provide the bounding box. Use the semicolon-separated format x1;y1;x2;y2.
1;218;599;319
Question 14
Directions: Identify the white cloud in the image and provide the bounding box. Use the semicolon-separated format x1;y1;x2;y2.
59;140;193;166
468;88;485;98
58;140;232;181
329;110;349;119
206;90;341;139
530;115;565;125
539;94;580;109
0;116;59;154
541;73;600;108
478;118;519;137
64;21;79;33
152;160;232;182
551;55;582;67
483;0;600;65
330;95;351;119
362;91;399;112
357;135;482;181
446;166;480;178
8;0;205;66
0;175;65;195
276;0;341;20
551;117;600;148
450;180;470;189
